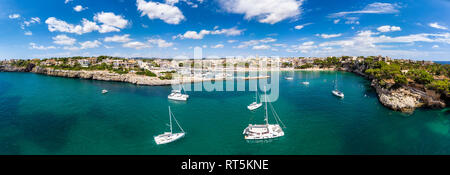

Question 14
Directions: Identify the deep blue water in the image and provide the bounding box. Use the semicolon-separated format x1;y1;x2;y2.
0;71;449;155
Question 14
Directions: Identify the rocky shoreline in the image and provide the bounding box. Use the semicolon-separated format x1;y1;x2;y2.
0;64;270;86
341;63;447;113
1;63;447;113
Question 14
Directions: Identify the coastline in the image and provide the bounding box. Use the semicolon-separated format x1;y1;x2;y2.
0;64;447;113
0;65;271;86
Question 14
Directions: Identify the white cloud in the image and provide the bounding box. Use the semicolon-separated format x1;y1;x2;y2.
316;33;342;39
176;30;210;39
432;45;439;48
429;22;448;30
294;23;312;30
220;0;303;24
211;44;224;48
148;39;173;48
228;40;238;43
94;12;129;31
29;43;56;50
137;0;185;25
252;45;271;50
104;34;132;43
174;27;244;39
329;2;400;18
210;27;244;36
333;19;340;24
123;41;150;49
65;0;73;4
22;17;41;29
53;34;76;45
80;40;102;49
344;17;360;25
272;43;287;47
236;38;276;48
259;37;276;43
45;12;128;35
74;5;88;12
377;25;401;32
8;14;20;19
297;30;450;58
288;41;317;53
302;41;314;46
24;31;32;36
63;46;80;51
46;17;80;34
165;0;179;5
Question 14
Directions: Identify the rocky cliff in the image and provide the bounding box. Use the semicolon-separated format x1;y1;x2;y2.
0;65;175;86
343;62;447;113
30;66;175;86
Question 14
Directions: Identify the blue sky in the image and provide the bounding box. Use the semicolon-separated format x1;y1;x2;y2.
1;0;449;60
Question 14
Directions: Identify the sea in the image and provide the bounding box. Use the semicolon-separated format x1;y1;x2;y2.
0;71;449;155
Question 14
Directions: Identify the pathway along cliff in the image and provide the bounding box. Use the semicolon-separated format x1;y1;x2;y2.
1;63;448;113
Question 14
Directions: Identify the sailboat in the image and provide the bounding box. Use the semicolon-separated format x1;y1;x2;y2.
154;106;185;145
285;77;294;80
247;85;263;111
285;69;294;80
168;85;189;101
332;73;344;98
243;86;286;140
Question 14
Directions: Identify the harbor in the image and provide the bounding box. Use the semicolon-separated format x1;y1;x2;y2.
0;71;449;155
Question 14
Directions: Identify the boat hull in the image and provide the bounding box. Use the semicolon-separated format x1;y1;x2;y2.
243;124;284;140
154;132;185;145
332;90;344;98
168;94;189;101
247;103;262;110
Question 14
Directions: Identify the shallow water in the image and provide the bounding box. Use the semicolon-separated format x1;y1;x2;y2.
0;71;448;155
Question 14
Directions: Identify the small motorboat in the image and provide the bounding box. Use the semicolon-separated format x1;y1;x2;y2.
301;81;310;85
102;89;108;94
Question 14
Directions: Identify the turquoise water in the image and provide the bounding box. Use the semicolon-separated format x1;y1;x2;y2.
0;71;449;155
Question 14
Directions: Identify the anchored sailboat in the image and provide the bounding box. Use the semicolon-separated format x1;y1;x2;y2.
332;73;344;98
247;85;262;111
243;86;286;140
154;106;185;145
168;85;189;101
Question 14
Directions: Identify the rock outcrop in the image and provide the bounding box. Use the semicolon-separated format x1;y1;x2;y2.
30;66;174;86
344;62;447;113
372;80;423;113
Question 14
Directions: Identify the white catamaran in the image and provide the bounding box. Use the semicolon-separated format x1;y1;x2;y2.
154;106;185;145
332;73;344;98
247;85;263;111
243;86;286;140
168;86;189;101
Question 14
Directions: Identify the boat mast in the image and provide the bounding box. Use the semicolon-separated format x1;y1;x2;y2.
255;84;258;103
264;86;269;126
169;106;173;134
335;73;338;90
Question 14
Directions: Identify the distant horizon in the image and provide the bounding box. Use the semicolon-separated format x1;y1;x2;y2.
2;55;450;62
1;0;450;61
